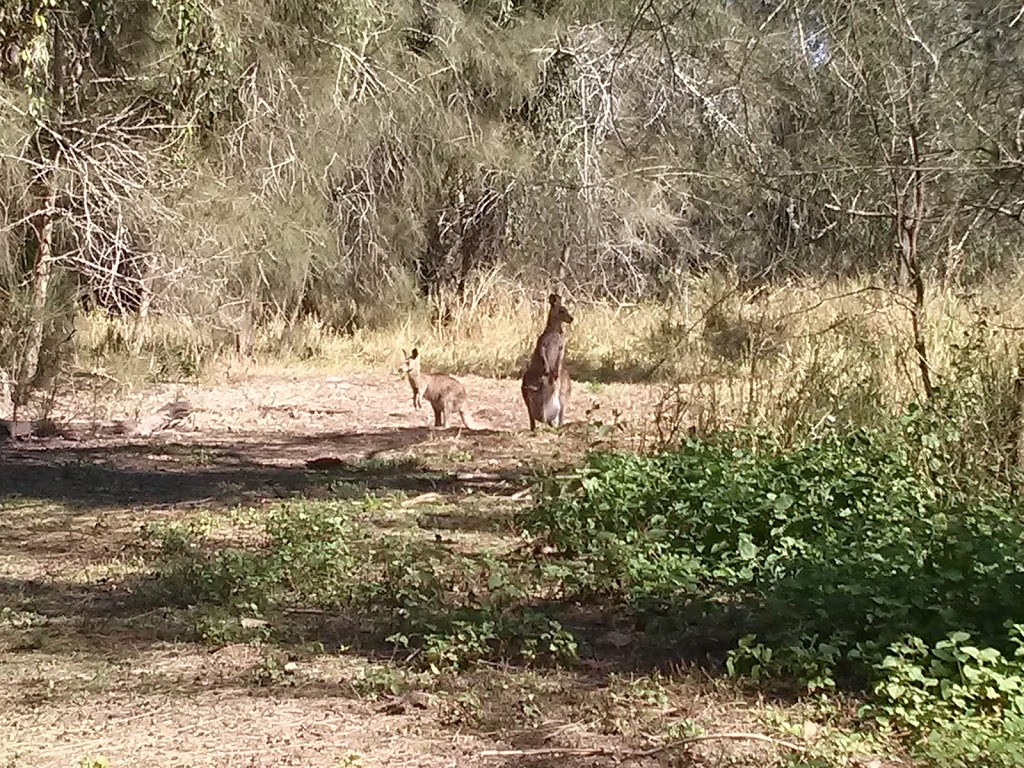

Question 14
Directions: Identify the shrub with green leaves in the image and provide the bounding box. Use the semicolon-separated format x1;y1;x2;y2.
865;628;1024;768
522;423;1024;702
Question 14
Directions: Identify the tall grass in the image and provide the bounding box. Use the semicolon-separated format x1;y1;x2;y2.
73;269;1024;445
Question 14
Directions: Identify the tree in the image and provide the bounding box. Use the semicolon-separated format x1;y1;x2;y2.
607;0;1024;394
3;0;200;406
9;0;66;407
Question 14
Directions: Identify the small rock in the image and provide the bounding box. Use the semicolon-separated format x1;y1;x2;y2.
801;720;820;741
306;456;347;470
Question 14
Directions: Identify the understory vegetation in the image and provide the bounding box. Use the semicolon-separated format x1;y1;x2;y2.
5;0;1024;765
524;422;1024;766
138;364;1024;765
144;497;579;672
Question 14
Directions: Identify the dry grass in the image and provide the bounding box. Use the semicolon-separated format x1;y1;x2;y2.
69;271;1024;443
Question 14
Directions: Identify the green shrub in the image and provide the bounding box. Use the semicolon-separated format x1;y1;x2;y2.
865;628;1024;767
523;421;1024;735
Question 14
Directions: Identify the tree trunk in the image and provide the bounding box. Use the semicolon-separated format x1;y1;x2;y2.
13;7;64;410
894;131;933;401
1011;350;1024;472
13;171;58;408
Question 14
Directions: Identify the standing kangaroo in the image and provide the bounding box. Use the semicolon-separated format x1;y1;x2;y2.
399;349;479;429
521;292;574;431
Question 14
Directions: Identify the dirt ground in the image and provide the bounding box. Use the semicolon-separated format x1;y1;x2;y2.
5;369;741;768
5;367;660;475
3;368;891;768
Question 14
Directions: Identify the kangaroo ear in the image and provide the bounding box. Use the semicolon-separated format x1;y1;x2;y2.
411;348;419;359
548;293;560;306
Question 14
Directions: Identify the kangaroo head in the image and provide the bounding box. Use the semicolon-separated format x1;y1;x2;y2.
547;293;573;325
399;348;421;375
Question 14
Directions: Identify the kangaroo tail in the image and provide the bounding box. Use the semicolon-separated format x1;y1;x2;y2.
459;407;483;431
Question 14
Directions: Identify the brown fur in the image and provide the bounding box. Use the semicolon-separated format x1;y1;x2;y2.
521;292;574;431
399;349;479;429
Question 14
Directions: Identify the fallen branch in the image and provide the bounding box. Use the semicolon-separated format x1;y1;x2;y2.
481;748;613;759
480;731;808;760
632;732;808;757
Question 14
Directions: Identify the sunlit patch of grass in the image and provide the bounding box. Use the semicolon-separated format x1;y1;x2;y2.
72;269;1024;454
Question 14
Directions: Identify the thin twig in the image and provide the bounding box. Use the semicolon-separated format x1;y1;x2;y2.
632;731;808;757
481;747;613;758
480;731;808;759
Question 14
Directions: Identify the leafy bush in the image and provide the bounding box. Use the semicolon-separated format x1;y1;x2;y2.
522;421;1024;732
866;629;1024;767
871;629;1024;728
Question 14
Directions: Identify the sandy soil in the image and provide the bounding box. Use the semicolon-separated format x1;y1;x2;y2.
1;369;693;768
4;368;660;472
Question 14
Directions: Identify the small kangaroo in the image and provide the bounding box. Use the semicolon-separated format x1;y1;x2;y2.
399;348;479;429
521;292;574;431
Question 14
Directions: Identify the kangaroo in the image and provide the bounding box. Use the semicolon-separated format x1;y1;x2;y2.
399;348;479;429
521;292;574;431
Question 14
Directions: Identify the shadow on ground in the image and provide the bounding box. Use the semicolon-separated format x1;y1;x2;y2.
0;578;678;765
0;422;778;768
0;563;745;679
0;428;743;680
0;427;526;511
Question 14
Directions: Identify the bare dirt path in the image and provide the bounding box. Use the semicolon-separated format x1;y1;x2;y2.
1;370;691;768
2;370;659;506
